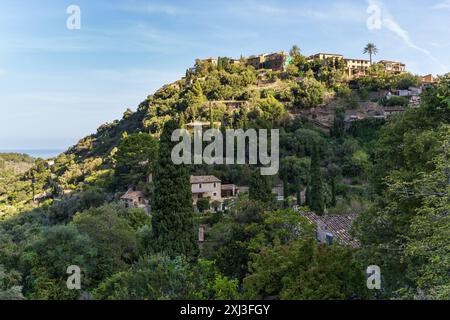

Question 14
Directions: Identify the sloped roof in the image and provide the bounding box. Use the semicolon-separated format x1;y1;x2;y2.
378;60;405;65
190;175;221;184
120;189;146;201
300;212;359;247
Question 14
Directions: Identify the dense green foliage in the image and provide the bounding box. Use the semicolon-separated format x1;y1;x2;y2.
354;75;450;299
0;52;448;300
114;132;158;189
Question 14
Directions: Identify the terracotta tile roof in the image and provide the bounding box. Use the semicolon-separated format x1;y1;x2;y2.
190;175;221;184
300;212;359;247
120;189;146;201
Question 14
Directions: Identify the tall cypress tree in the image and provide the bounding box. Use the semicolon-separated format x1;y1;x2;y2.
331;177;337;207
249;169;273;205
310;143;325;214
151;120;198;258
305;180;311;207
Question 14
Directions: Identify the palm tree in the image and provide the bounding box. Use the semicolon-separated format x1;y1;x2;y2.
290;45;301;57
363;43;378;64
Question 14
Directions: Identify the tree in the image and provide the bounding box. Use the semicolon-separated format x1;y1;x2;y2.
20;224;98;299
330;177;337;207
151;120;198;258
354;77;450;298
92;255;238;300
363;43;378;64
185;81;205;120
309;143;324;214
72;205;138;278
0;265;24;300
114;132;158;188
243;238;368;300
293;77;326;109
289;45;301;57
196;198;210;213
249;170;273;204
332;108;345;139
258;96;286;124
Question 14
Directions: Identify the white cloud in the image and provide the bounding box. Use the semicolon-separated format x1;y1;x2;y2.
434;0;450;9
368;0;447;72
223;1;365;23
116;2;190;16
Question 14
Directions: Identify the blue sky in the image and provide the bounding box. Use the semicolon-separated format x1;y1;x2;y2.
0;0;449;150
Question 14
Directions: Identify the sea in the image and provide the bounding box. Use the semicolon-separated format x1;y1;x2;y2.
0;149;64;159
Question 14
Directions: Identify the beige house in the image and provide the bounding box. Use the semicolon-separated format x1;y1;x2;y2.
308;53;372;79
246;51;287;71
202;57;218;66
378;60;406;74
421;74;436;88
344;58;372;79
191;175;222;204
308;53;344;61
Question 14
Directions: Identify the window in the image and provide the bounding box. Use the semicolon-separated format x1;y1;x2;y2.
213;183;216;188
213;192;217;196
325;233;334;245
199;184;202;188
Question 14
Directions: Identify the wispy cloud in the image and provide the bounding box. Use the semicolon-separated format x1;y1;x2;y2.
0;24;200;54
434;0;450;9
115;2;191;15
223;1;365;23
368;0;447;72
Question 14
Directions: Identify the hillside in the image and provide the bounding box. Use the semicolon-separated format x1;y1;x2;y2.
0;52;430;213
0;48;448;300
0;153;34;217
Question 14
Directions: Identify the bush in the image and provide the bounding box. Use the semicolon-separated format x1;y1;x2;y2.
381;96;409;107
196;198;210;213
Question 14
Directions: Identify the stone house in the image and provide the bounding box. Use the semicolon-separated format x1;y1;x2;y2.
120;188;150;214
299;212;359;247
190;175;222;204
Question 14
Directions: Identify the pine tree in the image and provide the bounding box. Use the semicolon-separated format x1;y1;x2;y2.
151;120;198;258
186;81;204;121
310;144;324;214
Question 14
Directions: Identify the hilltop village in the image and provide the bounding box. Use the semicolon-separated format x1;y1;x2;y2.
194;51;436;133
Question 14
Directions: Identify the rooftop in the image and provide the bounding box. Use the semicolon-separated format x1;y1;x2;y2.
310;53;344;57
378;60;405;65
190;175;221;184
300;212;359;247
121;189;146;200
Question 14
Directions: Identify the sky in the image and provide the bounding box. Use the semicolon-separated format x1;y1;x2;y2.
0;0;449;151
